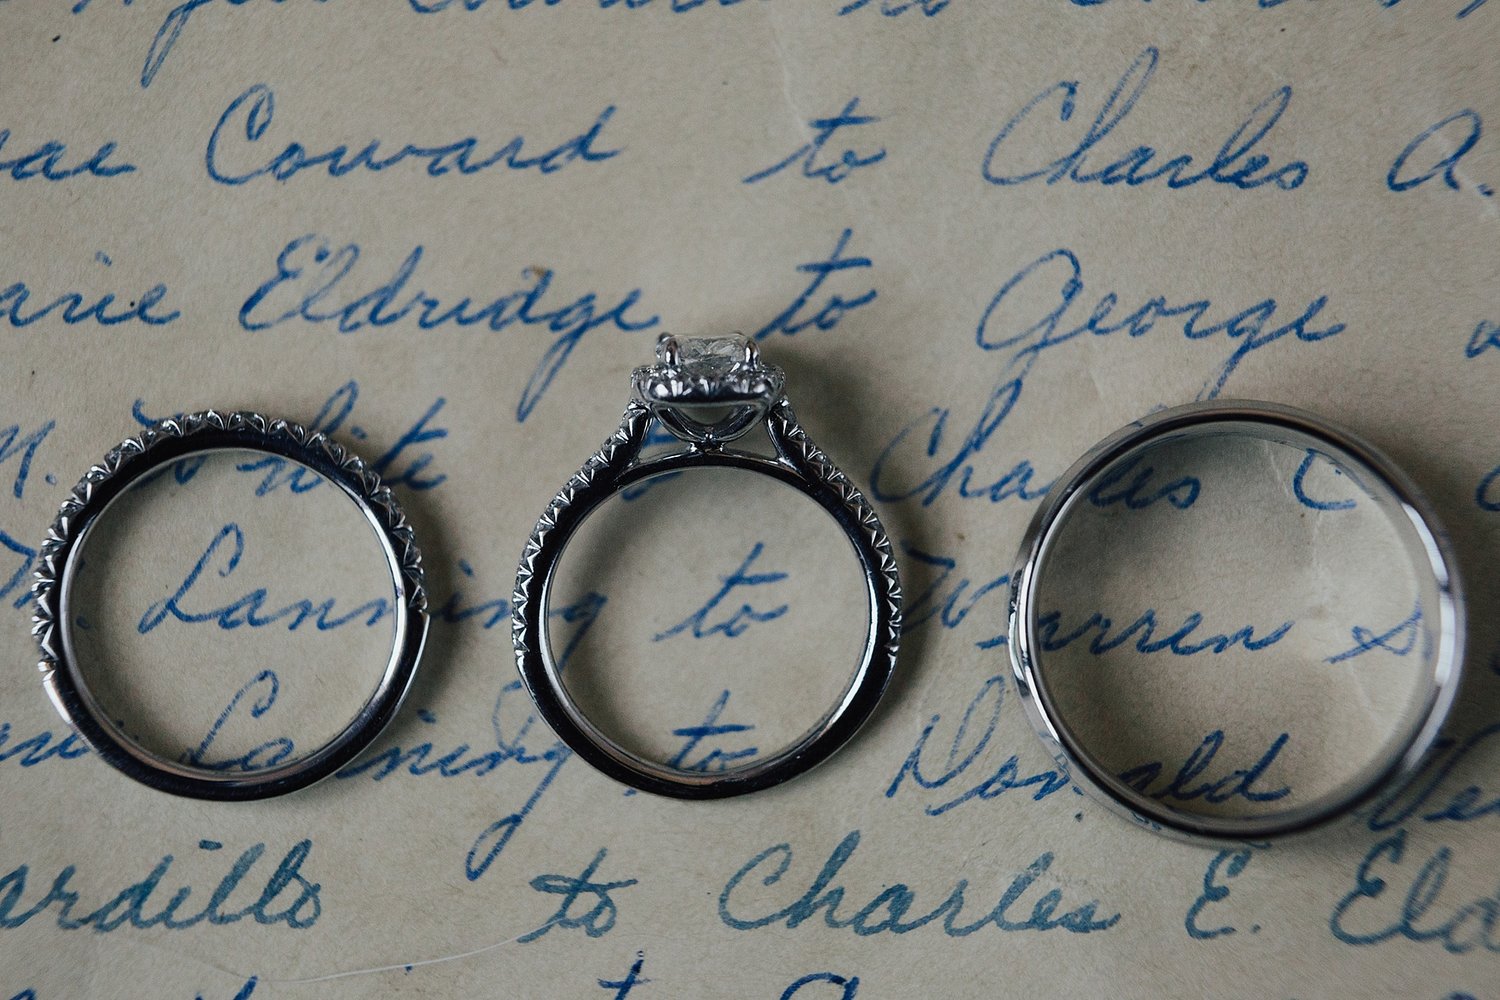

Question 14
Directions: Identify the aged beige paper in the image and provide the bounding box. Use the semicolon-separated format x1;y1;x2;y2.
1;2;1497;997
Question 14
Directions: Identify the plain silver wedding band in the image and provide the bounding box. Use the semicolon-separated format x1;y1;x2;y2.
1007;399;1465;843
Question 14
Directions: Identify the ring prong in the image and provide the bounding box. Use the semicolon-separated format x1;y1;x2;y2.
656;334;680;367
740;335;759;366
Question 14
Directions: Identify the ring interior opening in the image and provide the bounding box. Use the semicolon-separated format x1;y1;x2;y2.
544;465;872;778
62;448;400;777
1031;422;1445;827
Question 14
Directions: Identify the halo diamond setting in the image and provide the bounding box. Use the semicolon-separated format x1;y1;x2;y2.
632;334;785;444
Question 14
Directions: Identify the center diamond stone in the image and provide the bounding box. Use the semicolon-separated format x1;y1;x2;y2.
632;334;786;444
675;337;747;376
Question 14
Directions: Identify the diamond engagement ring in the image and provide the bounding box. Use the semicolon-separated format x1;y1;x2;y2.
512;335;903;798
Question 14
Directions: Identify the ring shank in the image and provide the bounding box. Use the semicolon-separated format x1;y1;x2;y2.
512;401;902;799
1008;400;1464;842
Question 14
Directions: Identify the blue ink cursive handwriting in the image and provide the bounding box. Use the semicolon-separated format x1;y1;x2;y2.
982;47;1308;192
207;84;619;186
239;235;659;421
743;98;886;185
654;542;789;640
720;829;1120;937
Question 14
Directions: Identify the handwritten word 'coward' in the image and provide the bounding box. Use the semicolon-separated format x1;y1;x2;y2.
207;85;620;185
720;830;1119;937
239;235;660;420
983;47;1308;192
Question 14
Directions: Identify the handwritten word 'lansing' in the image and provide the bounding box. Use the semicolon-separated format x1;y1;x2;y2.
138;523;392;633
0;130;135;181
207;85;619;185
0;838;321;932
983;47;1307;192
720;830;1119;937
238;235;659;420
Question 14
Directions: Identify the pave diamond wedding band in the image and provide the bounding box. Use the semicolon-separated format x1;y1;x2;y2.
32;410;429;800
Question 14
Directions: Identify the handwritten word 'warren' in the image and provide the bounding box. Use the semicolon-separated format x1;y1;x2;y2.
982;47;1307;192
239;235;659;420
1036;608;1294;657
207;84;619;185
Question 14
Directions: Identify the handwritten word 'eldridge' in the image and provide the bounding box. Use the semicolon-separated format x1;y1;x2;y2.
207;85;620;185
238;235;660;420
